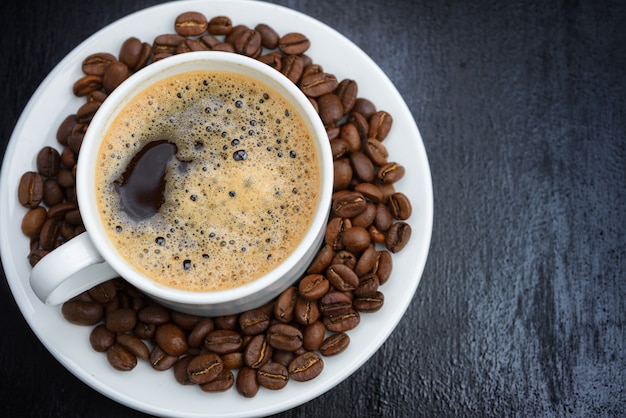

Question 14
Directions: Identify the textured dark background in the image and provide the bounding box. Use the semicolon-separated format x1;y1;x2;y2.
1;0;625;416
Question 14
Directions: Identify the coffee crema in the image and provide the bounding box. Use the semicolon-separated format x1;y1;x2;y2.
95;71;320;292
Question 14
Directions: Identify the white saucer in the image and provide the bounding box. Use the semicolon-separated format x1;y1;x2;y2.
0;1;433;416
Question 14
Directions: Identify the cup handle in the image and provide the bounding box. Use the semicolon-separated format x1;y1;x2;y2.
29;232;119;305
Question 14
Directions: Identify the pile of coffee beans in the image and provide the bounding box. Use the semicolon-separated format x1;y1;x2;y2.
18;11;413;397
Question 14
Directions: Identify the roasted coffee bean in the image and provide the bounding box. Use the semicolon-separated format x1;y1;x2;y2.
318;93;344;127
106;308;137;333
175;11;208;36
133;322;157;340
333;158;353;190
326;264;359;292
333;192;366;218
76;100;101;124
103;61;130;93
335;79;358;114
42;179;64;207
351;202;377;228
107;344;137;371
307;245;335;274
355;245;377;276
302;321;326;351
221;351;244;369
280;55;304;84
119;37;143;70
353;291;385;313
173;356;194;385
56;115;78;145
204;329;244;354
68;123;87;154
18;171;44;208
330;138;350;159
294;295;320;326
72;75;103;97
368;110;393;141
87;280;117;304
288;352;323;382
153;34;185;54
82;52;116;76
199;33;220;49
57;169;75;189
375;203;394;232
200;368;235;392
150;345;179;371
364;138;389;166
350;151;375;183
236;366;260;398
187;317;214;348
155;323;188;356
274;286;297;323
258;52;282;70
255;23;279;49
243;334;273;368
59;219;75;241
138;305;171;325
62;300;103;325
208;15;232;35
278;32;310;55
331;250;357;270
213;314;239;330
64;209;82;226
211;42;236;53
39;218;60;251
87;90;108;104
177;38;209;53
187;353;223;384
117;333;150;360
299;72;339;98
298;274;329;300
319;291;353;317
368;224;386;244
348;111;370;138
28;249;48;266
325;217;350;251
389;192;413;220
320;332;350;356
385;221;412;253
353;98;377;119
89;324;116;352
323;308;360;332
377;162;405;184
272;349;296;367
239;309;270;335
21;207;46;238
258;362;289;390
267;323;303;351
354;273;380;296
355;183;383;204
375;250;393;285
47;202;76;221
342;226;371;253
170;311;201;330
233;28;262;57
339;123;361;152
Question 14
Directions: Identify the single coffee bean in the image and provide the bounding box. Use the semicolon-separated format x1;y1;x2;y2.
187;317;215;348
234;28;262;57
348;111;370;138
39;218;60;251
274;286;297;323
243;334;273;369
204;329;244;354
87;90;109;104
255;23;279;49
149;345;179;371
155;323;188;356
288;351;324;382
175;11;208;36
331;250;357;270
330;138;350;159
339;123;361;152
236;366;260;398
306;245;335;274
333;158;353;190
355;245;377;276
377;162;406;184
318;93;344;127
319;292;352;317
375;203;394;232
106;307;137;333
281;55;304;84
102;61;130;93
134;322;157;340
21;207;46;238
173;356;194;385
389;192;413;220
64;209;82;226
258;52;283;70
200;368;235;392
28;249;48;267
67;123;87;154
354;273;380;297
353;98;377;119
257;362;289;390
76;98;101;123
320;332;350;356
72;74;103;97
374;250;393;285
353;291;385;313
335;79;358;114
298;274;329;300
153;33;186;54
221;352;244;370
294;296;320;326
302;321;326;351
42;179;64;207
278;32;310;55
363;138;389;167
326;264;359;292
267;323;304;351
18;171;44;208
333;192;367;218
354;183;384;203
117;333;150;360
87;280;117;304
187;353;223;384
138;305;171;325
213;314;239;331
351;202;377;229
239;309;270;335
107;344;137;371
368;110;393;141
82;52;116;76
323;309;360;332
89;324;116;352
350;151;375;183
62;300;103;325
299;72;339;98
56;115;78;145
272;350;296;367
119;37;143;70
208;15;233;35
385;221;412;253
170;311;202;330
47;202;76;221
342;226;372;253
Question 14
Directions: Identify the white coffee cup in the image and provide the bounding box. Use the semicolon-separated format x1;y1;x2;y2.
29;51;333;316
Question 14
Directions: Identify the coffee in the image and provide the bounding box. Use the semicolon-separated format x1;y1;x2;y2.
95;70;320;292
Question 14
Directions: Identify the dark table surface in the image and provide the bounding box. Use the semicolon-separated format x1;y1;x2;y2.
1;0;625;417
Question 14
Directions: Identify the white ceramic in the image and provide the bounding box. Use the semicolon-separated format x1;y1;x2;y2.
28;51;333;316
0;1;433;416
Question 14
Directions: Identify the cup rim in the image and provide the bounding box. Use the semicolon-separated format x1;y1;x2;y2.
77;51;333;306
